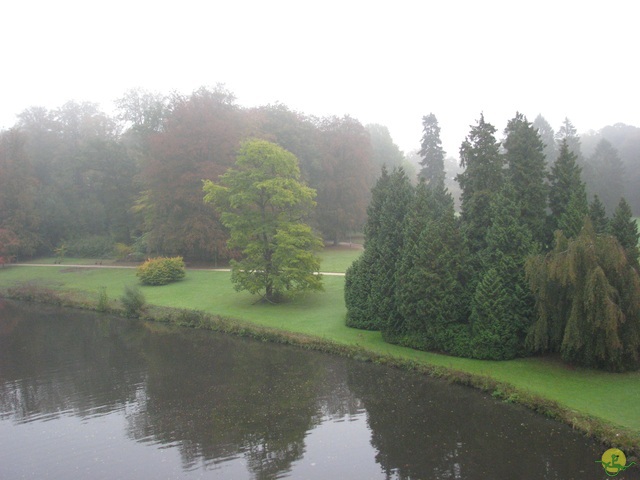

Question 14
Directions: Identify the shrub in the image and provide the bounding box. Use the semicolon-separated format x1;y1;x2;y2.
120;284;146;317
97;286;109;312
136;256;186;286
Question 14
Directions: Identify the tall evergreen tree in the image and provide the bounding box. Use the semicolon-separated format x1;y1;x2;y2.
503;112;548;244
526;220;640;371
418;113;446;188
532;114;557;165
370;167;414;329
345;167;413;330
456;114;504;253
557;189;588;239
555;117;583;163
548;139;586;238
470;185;537;359
588;195;609;234
389;181;469;352
585;139;625;214
345;167;391;329
610;197;639;267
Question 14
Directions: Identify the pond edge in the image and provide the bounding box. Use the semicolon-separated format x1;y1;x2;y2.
1;283;638;457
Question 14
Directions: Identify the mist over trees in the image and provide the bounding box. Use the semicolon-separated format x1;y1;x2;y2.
0;86;385;261
2;86;640;368
346;111;640;371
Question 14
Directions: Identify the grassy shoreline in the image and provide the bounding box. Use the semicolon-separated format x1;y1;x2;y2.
1;249;639;455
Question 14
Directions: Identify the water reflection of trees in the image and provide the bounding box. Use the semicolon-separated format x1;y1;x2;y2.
0;301;146;423
124;324;364;478
347;364;600;480
1;302;600;479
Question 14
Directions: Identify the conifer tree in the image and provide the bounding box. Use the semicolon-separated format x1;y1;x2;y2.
389;181;469;351
548;139;586;238
345;167;391;329
456;114;504;253
526;219;640;371
470;185;537;359
555;117;583;163
610;197;639;267
557;190;588;238
588;194;609;234
469;268;518;359
532;114;557;165
418;113;446;188
503;112;548;244
370;167;414;329
345;167;413;330
585;139;625;214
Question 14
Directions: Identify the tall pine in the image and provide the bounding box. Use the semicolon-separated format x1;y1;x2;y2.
588;194;609;234
548;138;586;239
389;181;469;353
345;167;391;329
456;114;504;253
470;185;537;359
503;112;548;244
418;113;446;188
345;167;413;330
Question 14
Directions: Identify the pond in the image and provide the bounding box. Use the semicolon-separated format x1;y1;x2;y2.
0;300;606;479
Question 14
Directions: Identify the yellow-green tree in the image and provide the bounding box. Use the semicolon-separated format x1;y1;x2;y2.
203;139;323;303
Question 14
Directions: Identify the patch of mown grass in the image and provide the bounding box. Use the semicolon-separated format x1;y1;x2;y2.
1;261;640;453
318;246;361;273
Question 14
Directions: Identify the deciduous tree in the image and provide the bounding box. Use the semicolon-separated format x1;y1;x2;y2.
203;139;323;303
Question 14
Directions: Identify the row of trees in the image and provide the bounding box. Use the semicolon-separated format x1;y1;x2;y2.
0;86;407;263
346;112;640;371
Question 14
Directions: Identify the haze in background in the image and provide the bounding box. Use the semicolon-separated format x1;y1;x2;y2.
2;0;638;156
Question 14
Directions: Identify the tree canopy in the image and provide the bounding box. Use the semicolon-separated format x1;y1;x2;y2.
203;139;323;303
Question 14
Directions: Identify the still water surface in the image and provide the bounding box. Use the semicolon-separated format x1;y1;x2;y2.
0;301;605;479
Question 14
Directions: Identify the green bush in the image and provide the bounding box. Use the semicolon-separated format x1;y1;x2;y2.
120;284;146;317
136;256;186;286
97;286;109;312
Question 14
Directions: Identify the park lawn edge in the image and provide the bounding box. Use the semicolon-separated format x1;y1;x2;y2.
1;281;638;456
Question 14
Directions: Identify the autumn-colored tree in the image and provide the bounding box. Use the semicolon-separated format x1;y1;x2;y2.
141;86;249;261
314;116;375;244
203;139;323;303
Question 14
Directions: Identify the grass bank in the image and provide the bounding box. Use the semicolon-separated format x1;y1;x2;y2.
1;246;639;454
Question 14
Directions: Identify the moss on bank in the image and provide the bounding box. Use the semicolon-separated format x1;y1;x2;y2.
1;281;638;456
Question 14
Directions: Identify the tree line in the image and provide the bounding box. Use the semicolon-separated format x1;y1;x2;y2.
346;113;640;371
0;85;406;263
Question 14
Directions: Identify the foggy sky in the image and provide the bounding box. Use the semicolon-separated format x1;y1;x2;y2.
2;0;638;157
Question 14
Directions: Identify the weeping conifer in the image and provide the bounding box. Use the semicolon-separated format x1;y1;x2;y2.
526;219;640;371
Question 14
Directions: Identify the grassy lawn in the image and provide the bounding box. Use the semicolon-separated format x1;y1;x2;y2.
2;246;640;439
